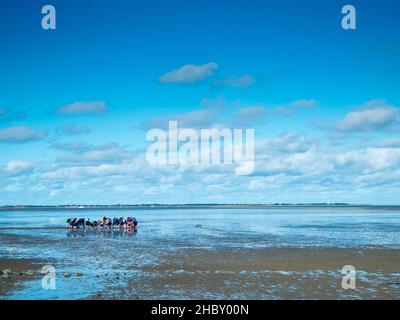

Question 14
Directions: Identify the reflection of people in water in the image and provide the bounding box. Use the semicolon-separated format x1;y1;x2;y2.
67;228;137;238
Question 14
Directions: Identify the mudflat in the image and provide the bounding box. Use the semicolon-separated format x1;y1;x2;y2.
2;230;399;299
0;258;44;296
1;208;400;299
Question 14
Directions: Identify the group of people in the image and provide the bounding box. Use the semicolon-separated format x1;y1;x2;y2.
67;216;138;230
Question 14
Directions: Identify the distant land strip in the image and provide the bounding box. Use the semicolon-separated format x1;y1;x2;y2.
1;204;400;211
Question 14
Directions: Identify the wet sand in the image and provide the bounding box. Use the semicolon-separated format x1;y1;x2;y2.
115;247;400;300
1;244;399;299
0;258;44;296
1;210;400;299
156;247;400;272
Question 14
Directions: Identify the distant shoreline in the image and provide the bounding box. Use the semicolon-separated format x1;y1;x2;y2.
1;204;400;211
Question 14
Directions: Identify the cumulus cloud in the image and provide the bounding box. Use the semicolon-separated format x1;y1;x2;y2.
0;126;45;143
334;147;400;172
58;124;91;135
200;95;241;109
376;137;400;148
50;142;90;152
2;160;36;176
141;108;220;130
3;131;400;204
236;106;266;118
232;106;267;126
248;134;400;199
159;62;218;84
276;99;318;115
142;97;269;131
256;133;316;154
57;101;107;115
54;142;133;166
290;99;318;108
335;100;400;132
41;164;129;181
214;75;256;88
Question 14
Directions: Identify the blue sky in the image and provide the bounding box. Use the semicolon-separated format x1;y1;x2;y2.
1;0;400;205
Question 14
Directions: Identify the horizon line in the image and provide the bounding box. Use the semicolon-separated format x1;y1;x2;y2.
2;203;400;208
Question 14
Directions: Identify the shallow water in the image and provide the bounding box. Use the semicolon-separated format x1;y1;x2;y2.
1;208;400;299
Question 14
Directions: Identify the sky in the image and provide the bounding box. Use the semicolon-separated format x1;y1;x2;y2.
0;0;400;205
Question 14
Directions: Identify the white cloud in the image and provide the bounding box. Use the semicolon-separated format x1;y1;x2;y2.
41;157;145;181
214;75;256;88
335;147;400;171
2;125;400;204
199;96;240;109
50;142;90;151
276;99;318;115
0;126;45;143
256;133;316;154
376;137;400;148
57;101;107;115
236;106;266;118
3;160;36;176
141;108;220;130
58;124;91;135
54;143;133;165
336;100;400;132
159;62;218;84
232;106;267;126
289;99;318;108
